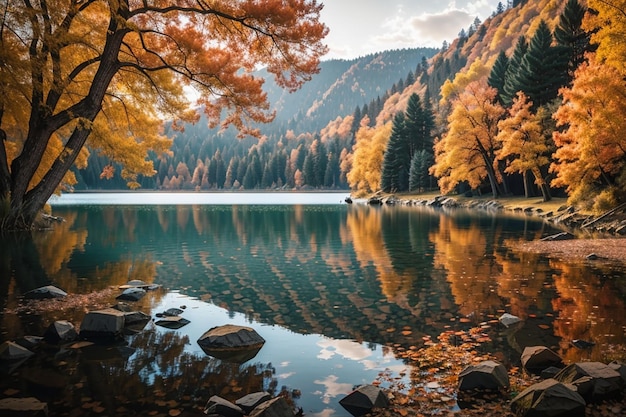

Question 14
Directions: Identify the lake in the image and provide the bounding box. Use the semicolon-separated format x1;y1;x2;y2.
1;192;625;416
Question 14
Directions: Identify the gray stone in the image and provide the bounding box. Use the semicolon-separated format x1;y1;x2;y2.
23;285;67;300
554;362;622;402
249;396;294;417
43;320;77;344
235;392;272;413
339;384;389;417
155;316;190;329
458;360;510;392
510;378;586;417
80;308;125;339
198;325;265;351
499;313;521;328
521;346;563;374
0;341;34;361
204;395;243;417
116;287;146;301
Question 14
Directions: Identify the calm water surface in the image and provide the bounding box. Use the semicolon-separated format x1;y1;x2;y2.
1;192;625;416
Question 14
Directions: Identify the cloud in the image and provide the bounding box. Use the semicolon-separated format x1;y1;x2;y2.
376;9;475;49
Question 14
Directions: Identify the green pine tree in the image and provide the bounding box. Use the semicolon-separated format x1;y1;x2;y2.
554;0;591;81
515;20;568;108
488;50;509;104
502;36;528;106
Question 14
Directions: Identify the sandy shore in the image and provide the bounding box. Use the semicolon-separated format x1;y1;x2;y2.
515;238;626;263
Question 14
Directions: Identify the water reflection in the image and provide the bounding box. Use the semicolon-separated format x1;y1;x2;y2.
1;201;626;414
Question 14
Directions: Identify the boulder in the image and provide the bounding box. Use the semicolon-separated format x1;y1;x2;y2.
80;308;125;340
118;279;151;289
154;316;190;329
554;362;623;402
458;360;510;392
339;384;389;417
163;308;184;317
499;313;522;328
23;285;67;300
249;396;294;417
198;324;265;349
609;361;626;384
0;397;48;417
235;392;272;414
204;395;243;417
122;311;151;333
116;287;146;301
0;341;34;361
43;320;77;344
510;378;586;417
521;346;563;374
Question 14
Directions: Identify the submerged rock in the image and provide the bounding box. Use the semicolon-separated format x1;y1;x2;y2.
0;397;48;417
458;360;510;392
339;384;389;417
23;285;67;300
204;395;243;417
511;378;586;417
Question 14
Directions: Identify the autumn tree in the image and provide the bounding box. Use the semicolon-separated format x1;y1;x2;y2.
431;79;507;198
496;92;551;201
551;55;626;210
584;0;626;76
347;118;391;196
0;0;327;230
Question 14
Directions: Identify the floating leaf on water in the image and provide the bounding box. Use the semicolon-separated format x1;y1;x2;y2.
538;324;550;330
169;410;181;417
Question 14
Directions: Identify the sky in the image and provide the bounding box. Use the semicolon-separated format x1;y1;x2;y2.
320;0;504;59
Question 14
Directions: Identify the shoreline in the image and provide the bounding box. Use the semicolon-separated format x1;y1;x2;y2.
364;192;626;264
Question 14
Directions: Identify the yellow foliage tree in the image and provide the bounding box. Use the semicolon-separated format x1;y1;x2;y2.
0;0;327;229
496;92;552;201
346;119;392;196
584;0;626;76
431;78;507;198
551;54;626;210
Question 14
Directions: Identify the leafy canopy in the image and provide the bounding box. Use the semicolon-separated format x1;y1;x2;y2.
0;0;328;228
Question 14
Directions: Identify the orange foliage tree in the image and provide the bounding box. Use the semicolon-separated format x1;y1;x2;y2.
496;92;552;201
431;79;507;198
0;0;327;230
346;119;391;196
551;54;626;210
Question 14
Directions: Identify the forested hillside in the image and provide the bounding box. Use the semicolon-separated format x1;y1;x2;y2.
75;0;626;212
348;0;626;212
73;48;437;190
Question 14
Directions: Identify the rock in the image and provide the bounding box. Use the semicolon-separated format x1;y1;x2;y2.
23;285;67;300
235;392;272;413
197;325;265;361
499;313;522;328
510;378;586;417
80;308;125;340
14;336;43;351
43;320;77;344
122;311;151;333
554;362;623;402
0;397;48;416
249;397;294;417
111;302;134;312
570;339;595;349
458;360;510;392
344;196;352;204
0;341;34;361
521;346;563;374
339;384;389;417
541;366;562;380
118;279;149;289
116;287;146;301
163;308;184;317
608;361;626;384
154;316;190;329
204;395;243;417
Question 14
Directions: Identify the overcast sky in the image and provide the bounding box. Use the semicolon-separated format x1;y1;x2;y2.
320;0;504;59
